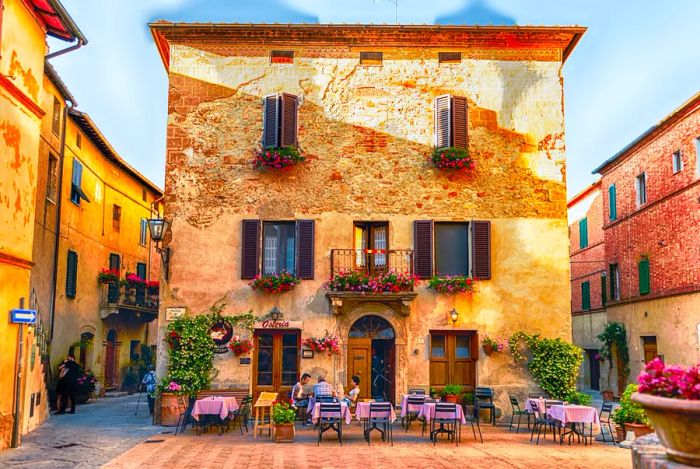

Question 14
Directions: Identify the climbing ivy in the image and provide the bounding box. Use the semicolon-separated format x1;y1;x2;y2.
597;321;630;378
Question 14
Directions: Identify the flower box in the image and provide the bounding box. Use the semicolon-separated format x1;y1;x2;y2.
303;334;341;356
325;270;416;293
427;275;475;293
97;268;120;284
253;146;304;170
249;271;300;293
430;147;474;171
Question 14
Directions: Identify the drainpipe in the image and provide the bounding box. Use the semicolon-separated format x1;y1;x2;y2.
45;0;88;60
45;40;85;60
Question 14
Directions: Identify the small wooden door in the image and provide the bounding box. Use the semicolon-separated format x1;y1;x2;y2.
642;336;658;364
104;329;117;388
429;331;477;389
253;331;300;399
347;339;371;399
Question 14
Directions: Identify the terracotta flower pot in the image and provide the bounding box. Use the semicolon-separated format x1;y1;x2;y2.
482;344;494;356
614;425;626;443
274;423;295;443
443;394;459;404
632;392;700;466
602;390;615;402
160;393;182;427
623;422;653;439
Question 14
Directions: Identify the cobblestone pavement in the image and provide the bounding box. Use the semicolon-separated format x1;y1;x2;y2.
104;420;631;469
0;394;161;469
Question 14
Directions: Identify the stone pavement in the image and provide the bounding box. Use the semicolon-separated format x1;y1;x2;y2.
104;420;632;469
0;394;159;469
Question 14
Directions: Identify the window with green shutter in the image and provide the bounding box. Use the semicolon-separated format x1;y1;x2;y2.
579;218;588;249
66;250;78;298
581;281;591;311
609;184;617;221
639;258;650;295
601;275;607;306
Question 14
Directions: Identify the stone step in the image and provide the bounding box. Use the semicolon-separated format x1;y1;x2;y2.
104;391;129;398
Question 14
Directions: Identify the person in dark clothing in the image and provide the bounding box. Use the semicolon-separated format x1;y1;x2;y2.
57;354;79;414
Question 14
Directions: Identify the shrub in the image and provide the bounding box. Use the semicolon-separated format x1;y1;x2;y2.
441;384;463;397
612;384;649;426
271;398;296;424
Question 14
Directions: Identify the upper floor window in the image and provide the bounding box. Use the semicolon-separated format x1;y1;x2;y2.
112;204;121;231
608;184;617;221
66;250;78;298
672;150;683;173
263;221;296;275
46;154;58;202
578;217;588;249
142;188;147;202
438;52;462;64
76;133;82;149
270;50;294;64
359;51;383;66
434;222;469;276
696;137;700;177
241;219;315;280
70;158;89;205
139;219;148;246
52;97;61;135
609;263;621;301
262;93;298;149
635;172;647;206
581;281;591;311
109;253;120;271
638;258;650;295
434;95;468;150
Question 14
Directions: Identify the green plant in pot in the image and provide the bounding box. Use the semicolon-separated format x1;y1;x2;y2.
597;322;630;400
611;384;651;442
122;368;139;395
441;384;462;404
271;398;296;443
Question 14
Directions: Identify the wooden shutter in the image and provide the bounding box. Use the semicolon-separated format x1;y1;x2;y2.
471;221;491;280
609;184;617;221
66;250;78;298
241;219;261;279
581;281;590;311
296;219;314;280
280;93;298;147
262;95;279;148
451;96;468;149
136;262;147;280
639;259;650;295
601;275;607;306
579;218;588;249
413;220;433;279
434;95;451;149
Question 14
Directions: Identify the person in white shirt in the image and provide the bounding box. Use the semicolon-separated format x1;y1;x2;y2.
341;376;360;408
291;373;311;407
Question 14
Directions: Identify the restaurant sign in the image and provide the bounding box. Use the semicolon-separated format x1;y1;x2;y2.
254;320;303;330
209;321;234;354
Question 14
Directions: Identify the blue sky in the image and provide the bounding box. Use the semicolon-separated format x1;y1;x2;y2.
49;1;700;198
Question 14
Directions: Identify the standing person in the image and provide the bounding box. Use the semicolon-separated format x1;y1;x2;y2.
291;373;311;407
141;366;157;415
58;354;79;414
54;359;68;414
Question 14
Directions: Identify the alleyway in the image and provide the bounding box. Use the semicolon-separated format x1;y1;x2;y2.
0;394;158;468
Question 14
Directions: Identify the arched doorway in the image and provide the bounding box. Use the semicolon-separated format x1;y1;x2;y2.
347;315;395;403
104;329;117;389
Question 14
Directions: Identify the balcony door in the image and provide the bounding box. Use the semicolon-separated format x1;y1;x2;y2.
253;330;300;399
354;222;388;273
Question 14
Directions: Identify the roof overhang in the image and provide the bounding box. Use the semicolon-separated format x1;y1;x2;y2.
28;0;86;43
567;179;601;209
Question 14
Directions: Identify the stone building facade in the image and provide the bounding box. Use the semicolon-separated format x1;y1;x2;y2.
150;23;585;411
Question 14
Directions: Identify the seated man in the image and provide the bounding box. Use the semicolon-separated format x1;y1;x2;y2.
291;373;312;407
313;375;335;398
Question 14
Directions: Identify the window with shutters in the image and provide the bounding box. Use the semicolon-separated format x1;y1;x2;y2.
434;95;468;150
139;219;148;246
263;222;295;275
112;205;121;231
581;281;591;311
608;184;617;221
696;137;700;177
76;132;81;149
610;264;620;301
579;218;589;249
70;159;83;205
438;52;461;64
601;274;607;306
109;253;120;271
638;258;650;295
636;172;647;206
52;96;61;135
672;150;683;173
429;331;477;389
66;250;78;298
359;51;382;66
435;222;469;276
243;219;315;280
270;50;294;64
136;262;147;281
262;93;298;149
46;154;58;203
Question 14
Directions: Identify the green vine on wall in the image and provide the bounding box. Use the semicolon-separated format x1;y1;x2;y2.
597;321;630;377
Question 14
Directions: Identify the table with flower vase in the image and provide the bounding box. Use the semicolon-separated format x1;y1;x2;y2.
548;404;600;445
310;401;353;425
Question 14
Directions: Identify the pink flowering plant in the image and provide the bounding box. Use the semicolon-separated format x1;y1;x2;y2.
249;271;300;293
253;146;305;170
123;272;146;287
428;275;475;293
430;147;474;171
637;357;700;400
325;270;417;293
482;335;508;352
303;333;341;356
158;379;186;395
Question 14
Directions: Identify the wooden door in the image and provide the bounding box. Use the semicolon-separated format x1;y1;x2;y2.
429;331;477;389
347;339;371;399
253;331;300;398
104;329;117;388
642;336;658;364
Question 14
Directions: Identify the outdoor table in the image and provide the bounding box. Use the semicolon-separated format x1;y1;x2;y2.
400;394;426;417
526;398;545;413
253;392;278;439
311;402;352;425
191;396;239;421
355;402;397;422
418;402;467;425
548;405;600;445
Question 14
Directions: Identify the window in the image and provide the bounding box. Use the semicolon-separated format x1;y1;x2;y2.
241;219;314;280
70;158;89;205
429;331;476;388
581;281;591;311
112;205;121;231
434;222;469;276
270;50;294;64
52;97;61;135
642;336;658;364
359;51;383;66
139;219;148;246
76;133;81;149
46;155;58;202
129;340;141;361
636;172;647;206
262;222;296;275
136;262;147;281
601;274;607;306
638;258;650;295
672;150;683;173
609;264;620;301
696;137;700;177
608;184;617;221
142;188;147;202
434;94;468;150
438;52;461;64
262;93;298;149
354;222;388;271
579;217;589;249
109;253;120;271
66;250;78;298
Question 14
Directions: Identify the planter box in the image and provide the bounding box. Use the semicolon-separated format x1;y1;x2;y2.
443;395;459;404
273;423;295;443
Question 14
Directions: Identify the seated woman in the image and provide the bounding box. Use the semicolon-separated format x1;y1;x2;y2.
341;376;360;408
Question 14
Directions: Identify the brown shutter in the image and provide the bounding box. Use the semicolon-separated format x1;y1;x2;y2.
434;95;451;149
262;94;279;148
470;331;479;361
241;219;261;279
296;219;314;279
451;96;468;149
280;93;298;147
413;220;433;279
471;221;491;280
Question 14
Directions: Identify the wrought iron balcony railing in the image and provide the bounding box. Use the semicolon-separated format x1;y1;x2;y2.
330;249;414;277
100;283;159;313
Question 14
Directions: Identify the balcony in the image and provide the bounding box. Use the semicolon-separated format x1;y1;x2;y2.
99;283;159;322
327;249;417;316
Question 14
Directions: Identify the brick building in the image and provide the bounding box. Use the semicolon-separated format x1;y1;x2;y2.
580;91;700;393
150;23;585;413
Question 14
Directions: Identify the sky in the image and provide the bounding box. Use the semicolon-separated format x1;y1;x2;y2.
48;0;700;199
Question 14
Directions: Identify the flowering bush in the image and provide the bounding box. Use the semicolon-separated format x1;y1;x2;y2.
157;379;186;395
253;146;305;170
76;371;97;395
325;270;417;293
271;397;297;424
430;147;474;171
228;336;254;356
166;330;181;350
124;272;146;287
97;268;120;284
482;335;508;352
428;275;475;293
146;280;160;292
612;384;649;426
303;333;341;356
637;357;700;400
249;271;300;293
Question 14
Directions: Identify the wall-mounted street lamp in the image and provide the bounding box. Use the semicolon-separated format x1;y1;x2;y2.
147;217;171;279
450;308;459;325
270;307;283;322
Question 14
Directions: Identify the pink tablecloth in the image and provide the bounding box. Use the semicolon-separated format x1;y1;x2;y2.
191;396;239;421
311;402;352;425
548;405;600;425
526;399;544;413
400;394;427;417
355;402;397;422
418;403;467;425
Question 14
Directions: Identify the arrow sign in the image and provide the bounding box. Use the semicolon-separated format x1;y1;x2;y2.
10;309;37;324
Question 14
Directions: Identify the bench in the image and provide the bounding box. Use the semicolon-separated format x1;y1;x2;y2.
196;389;250;402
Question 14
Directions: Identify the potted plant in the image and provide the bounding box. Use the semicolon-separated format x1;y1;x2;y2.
271;398;296;442
158;380;185;427
228;336;254;356
249;270;300;293
302;333;341;356
632;357;700;466
98;268;121;302
482;336;507;356
441;384;462;404
253;145;305;170
76;371;97;404
430;147;474;171
611;384;652;442
597;322;630;401
427;275;475;293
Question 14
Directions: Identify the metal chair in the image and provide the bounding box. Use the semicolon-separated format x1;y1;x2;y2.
365;402;393;446
475;387;496;425
407;388;426;395
403;395;427;434
464;400;483;443
176;397;195;435
430;403;460;446
529;400;561;445
599;401;616;445
508;395;530;433
231;395;252;434
317;402;343;446
316;394;335;403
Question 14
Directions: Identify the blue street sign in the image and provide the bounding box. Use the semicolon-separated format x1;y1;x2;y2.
10;309;37;324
